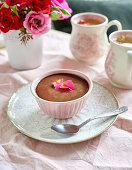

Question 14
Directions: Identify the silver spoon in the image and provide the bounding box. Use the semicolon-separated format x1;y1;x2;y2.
51;106;128;134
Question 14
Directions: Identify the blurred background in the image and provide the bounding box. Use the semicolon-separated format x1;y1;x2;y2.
52;0;132;36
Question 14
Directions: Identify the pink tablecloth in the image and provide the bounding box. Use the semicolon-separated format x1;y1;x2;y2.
0;30;132;170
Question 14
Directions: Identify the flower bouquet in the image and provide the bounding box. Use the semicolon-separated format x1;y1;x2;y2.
0;0;72;70
0;0;72;45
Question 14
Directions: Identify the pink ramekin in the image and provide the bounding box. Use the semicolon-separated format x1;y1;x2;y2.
31;69;93;119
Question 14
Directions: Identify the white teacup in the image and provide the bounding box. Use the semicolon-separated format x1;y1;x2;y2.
105;30;132;89
70;12;122;65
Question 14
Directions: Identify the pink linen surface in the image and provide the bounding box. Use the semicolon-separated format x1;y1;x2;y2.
0;30;132;170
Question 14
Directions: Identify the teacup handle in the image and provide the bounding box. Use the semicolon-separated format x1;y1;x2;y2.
127;50;132;81
106;20;122;32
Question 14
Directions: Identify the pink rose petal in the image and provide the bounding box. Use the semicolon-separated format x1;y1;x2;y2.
53;79;64;89
63;80;74;90
53;82;60;89
53;79;74;91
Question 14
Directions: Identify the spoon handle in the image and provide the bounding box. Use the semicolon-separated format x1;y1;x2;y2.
78;106;128;128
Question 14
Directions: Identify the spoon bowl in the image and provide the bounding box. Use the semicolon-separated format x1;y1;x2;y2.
51;124;80;134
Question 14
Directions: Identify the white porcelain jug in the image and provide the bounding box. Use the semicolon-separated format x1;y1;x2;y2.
105;30;132;89
70;12;122;65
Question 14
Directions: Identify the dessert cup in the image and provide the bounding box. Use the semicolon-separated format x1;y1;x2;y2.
31;69;93;119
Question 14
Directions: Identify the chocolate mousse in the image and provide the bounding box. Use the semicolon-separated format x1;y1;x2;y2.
36;73;89;102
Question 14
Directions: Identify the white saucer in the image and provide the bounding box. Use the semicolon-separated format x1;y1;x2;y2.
7;82;118;144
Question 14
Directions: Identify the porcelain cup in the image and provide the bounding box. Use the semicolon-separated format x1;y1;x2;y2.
70;12;122;65
105;30;132;89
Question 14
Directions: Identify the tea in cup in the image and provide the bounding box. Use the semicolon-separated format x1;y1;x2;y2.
105;30;132;89
70;12;122;65
78;18;102;25
115;35;132;46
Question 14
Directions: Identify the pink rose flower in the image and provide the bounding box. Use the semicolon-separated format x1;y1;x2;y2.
53;79;74;91
51;0;72;19
24;11;51;36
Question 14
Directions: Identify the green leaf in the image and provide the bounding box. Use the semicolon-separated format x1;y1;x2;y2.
1;3;9;9
50;11;62;20
61;9;71;15
51;6;71;16
52;6;61;11
10;5;18;16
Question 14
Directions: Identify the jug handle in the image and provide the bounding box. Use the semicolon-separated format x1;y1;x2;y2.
127;50;132;81
105;20;122;32
105;20;122;44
